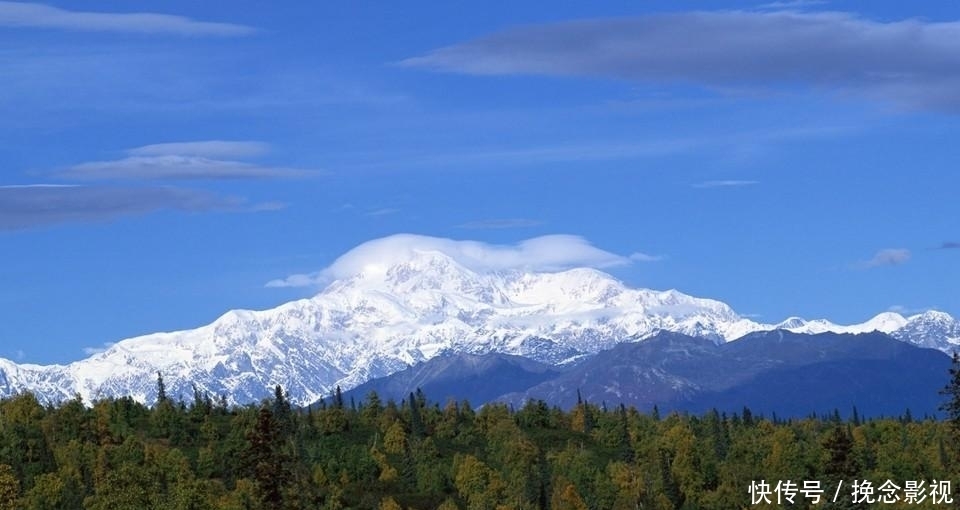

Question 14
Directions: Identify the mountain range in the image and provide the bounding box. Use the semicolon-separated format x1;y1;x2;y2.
0;246;956;408
345;330;951;418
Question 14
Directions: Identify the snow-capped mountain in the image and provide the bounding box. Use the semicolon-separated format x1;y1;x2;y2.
891;311;960;351
772;312;907;335
0;245;956;406
771;311;960;353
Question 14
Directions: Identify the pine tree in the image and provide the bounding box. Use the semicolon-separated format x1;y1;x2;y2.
155;372;167;404
244;407;288;510
616;404;634;463
938;351;960;505
657;448;683;510
821;425;863;509
823;425;859;480
409;391;425;439
400;437;417;491
940;352;960;434
272;385;293;439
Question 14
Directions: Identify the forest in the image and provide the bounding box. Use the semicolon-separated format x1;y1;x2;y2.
0;368;959;510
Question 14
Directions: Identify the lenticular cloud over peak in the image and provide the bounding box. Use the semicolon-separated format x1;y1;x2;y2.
266;233;651;288
326;234;632;275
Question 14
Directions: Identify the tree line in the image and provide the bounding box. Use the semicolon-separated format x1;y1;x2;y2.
0;365;958;510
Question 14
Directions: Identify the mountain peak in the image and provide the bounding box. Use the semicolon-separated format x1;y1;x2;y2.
776;317;807;329
859;312;908;333
910;310;954;323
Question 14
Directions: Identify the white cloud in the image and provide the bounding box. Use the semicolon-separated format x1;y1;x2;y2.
859;248;911;268
62;155;312;181
60;141;318;181
127;141;270;158
266;234;660;288
887;304;934;315
692;180;759;188
363;207;400;217
264;273;319;289
0;1;255;36
629;252;664;262
756;0;828;10
82;343;114;356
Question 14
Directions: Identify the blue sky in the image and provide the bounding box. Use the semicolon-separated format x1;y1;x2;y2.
1;0;958;364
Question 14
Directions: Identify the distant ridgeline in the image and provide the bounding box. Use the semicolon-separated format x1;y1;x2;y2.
1;375;959;510
344;330;954;419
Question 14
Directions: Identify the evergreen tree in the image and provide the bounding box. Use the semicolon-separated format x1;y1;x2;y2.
823;425;859;480
940;352;960;435
155;372;167;404
272;385;294;440
938;351;960;505
616;404;634;464
408;391;425;439
400;437;417;491
821;425;862;509
657;448;683;510
244;407;287;510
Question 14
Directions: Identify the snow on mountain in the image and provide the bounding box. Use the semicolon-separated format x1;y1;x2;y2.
891;311;960;352
0;238;956;407
774;311;908;336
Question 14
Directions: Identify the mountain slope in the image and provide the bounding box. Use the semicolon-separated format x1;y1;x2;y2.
498;330;952;417
339;352;563;407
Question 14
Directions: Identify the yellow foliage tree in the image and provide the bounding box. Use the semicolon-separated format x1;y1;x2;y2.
379;495;403;510
550;477;588;510
384;421;407;455
0;464;20;510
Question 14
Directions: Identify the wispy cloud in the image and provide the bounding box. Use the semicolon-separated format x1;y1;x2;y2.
756;0;828;10
456;218;543;229
0;184;276;230
858;248;911;269
59;141;317;181
887;304;936;316
0;48;407;121
0;1;255;36
692;180;759;189
402;10;960;112
127;141;270;158
629;252;665;262
370;125;848;171
937;241;960;250
82;342;114;356
62;156;313;181
266;234;659;288
363;208;400;217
